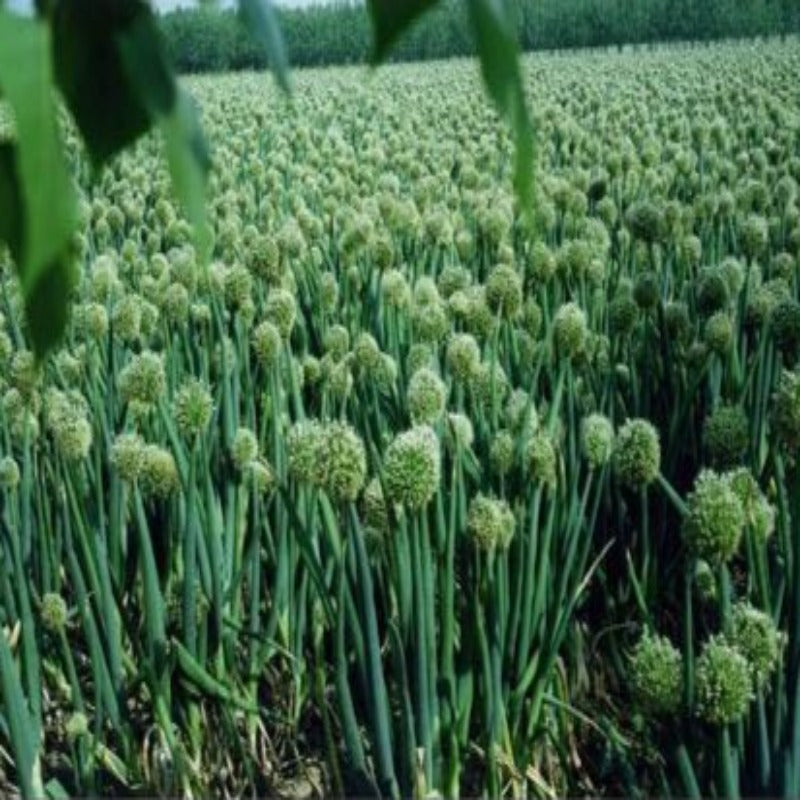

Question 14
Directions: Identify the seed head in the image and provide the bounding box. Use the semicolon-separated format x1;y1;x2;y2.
682;470;745;563
704;312;733;355
703;405;749;469
719;256;745;296
112;294;143;343
473;362;509;405
526;241;556;284
223;265;253;310
362;477;391;537
772;369;800;452
411;300;449;343
90;254;120;303
323;325;350;361
624;200;664;244
446;333;480;383
65;712;89;743
111;433;146;483
582;413;615;469
467;494;515;551
174;379;213;438
248;235;281;282
40;593;69;633
301;355;321;386
553;302;588;360
490;430;515;476
383;426;441;510
163;282;190;325
728;468;775;543
608;294;638;338
741;214;769;260
406;343;434;377
505;388;535;434
437;265;470;299
696;269;730;317
320;271;339;312
252;321;282;368
0;455;20;490
382;269;411;309
118;351;167;407
10;350;38;396
526;432;557;488
729;602;783;689
694;559;717;602
327;360;353;400
770;299;800;361
664;301;692;345
232;428;259;471
633;271;660;310
614;419;661;488
353;332;381;373
287;420;328;487
629;632;683;715
407;367;446;425
485;264;523;318
696;635;753;724
324;422;367;503
247;458;276;495
140;445;180;498
265;289;297;339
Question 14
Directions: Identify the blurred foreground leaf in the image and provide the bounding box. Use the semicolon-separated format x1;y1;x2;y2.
239;0;291;92
467;0;535;212
366;0;440;63
160;89;213;254
52;0;174;165
118;14;211;241
0;9;77;356
366;0;536;213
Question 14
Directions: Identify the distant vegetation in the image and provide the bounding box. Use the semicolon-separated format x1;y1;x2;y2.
159;0;800;73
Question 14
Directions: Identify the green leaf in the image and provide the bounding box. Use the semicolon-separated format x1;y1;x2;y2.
239;0;291;92
466;0;535;212
116;9;211;256
52;0;173;166
117;14;211;255
0;143;23;261
160;89;212;255
366;0;441;63
0;10;77;357
45;777;71;800
0;628;42;800
25;254;77;356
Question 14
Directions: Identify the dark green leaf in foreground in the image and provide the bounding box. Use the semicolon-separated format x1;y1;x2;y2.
0;143;23;261
467;0;535;212
0;10;77;356
51;0;174;166
366;0;441;63
160;89;213;252
238;0;291;93
117;14;212;246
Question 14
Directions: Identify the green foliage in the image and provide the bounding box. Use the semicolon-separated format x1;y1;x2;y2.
0;0;546;358
0;1;210;359
0;11;77;356
367;0;441;62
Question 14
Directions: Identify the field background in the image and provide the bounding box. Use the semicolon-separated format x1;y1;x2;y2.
1;6;800;798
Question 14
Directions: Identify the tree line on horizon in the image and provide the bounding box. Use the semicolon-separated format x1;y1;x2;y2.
159;0;799;73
